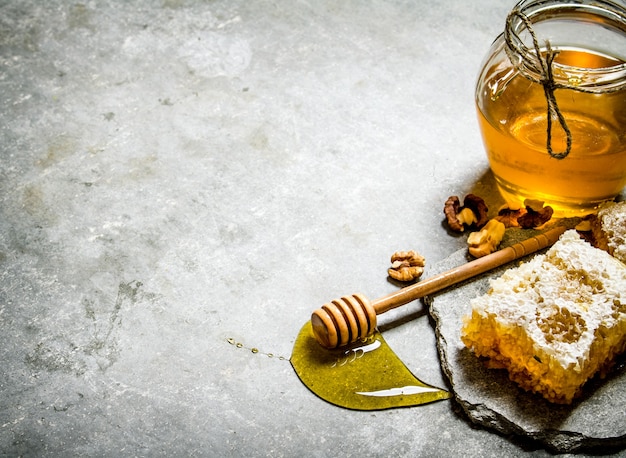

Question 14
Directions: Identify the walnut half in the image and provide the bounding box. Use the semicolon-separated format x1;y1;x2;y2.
467;219;506;258
388;250;425;282
444;194;489;232
495;200;554;229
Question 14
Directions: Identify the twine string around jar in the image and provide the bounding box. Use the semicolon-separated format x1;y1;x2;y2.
537;39;572;159
504;9;621;160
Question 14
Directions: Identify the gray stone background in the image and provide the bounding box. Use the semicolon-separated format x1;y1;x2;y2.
1;1;624;456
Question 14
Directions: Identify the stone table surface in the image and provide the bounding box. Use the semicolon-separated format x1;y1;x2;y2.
1;1;624;457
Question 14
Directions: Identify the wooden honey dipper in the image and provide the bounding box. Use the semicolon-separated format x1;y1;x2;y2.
311;226;566;349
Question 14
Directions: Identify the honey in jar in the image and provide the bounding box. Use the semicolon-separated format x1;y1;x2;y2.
476;0;626;216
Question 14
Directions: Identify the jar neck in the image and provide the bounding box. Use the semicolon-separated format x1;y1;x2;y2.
504;0;626;92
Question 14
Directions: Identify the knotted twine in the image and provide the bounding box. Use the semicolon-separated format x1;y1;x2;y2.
504;9;621;159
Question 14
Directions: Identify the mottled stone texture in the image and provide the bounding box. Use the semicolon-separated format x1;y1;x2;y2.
2;0;625;456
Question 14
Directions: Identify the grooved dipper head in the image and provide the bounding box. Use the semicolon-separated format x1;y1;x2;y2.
310;294;376;349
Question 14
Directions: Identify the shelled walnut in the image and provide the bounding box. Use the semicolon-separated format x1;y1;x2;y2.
495;203;524;228
388;250;426;282
467;219;506;258
444;194;489;232
518;200;554;228
495;200;554;229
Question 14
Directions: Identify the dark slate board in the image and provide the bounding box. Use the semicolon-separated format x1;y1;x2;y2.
425;234;626;454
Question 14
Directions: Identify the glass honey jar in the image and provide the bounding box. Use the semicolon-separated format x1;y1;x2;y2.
475;0;626;216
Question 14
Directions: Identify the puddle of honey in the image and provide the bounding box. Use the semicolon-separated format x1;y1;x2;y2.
291;321;451;410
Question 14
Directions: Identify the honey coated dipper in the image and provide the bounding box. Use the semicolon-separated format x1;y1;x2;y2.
311;225;566;349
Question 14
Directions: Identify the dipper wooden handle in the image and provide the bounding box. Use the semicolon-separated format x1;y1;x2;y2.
311;226;566;349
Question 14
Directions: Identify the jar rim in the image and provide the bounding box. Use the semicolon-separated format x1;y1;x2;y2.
505;0;626;91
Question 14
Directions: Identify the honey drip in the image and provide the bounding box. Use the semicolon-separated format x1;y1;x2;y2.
478;48;626;216
290;321;450;410
227;337;287;360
